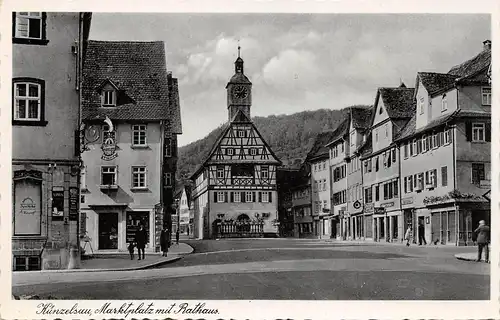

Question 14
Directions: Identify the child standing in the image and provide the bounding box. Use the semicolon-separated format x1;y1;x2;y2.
128;242;135;260
405;226;413;247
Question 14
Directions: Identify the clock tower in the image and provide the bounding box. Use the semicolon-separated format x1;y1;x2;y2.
226;47;252;122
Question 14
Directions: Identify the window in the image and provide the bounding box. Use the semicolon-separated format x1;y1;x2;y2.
404;143;409;159
472;123;485;142
13;12;48;45
375;185;380;202
405;176;413;193
165;138;172;157
364;187;373;203
471;163;485;186
422;135;428;152
217;192;225;203
441;166;448;187
438;131;444;147
262;192;269;203
101;166;117;186
132;124;147;146
391;149;396;163
444;129;451;144
417;138;422;154
432;133;437;149
383;181;393;200
375;129;378;142
333;146;339;158
413;139;418;156
482;87;491;106
393;180;398;197
323;200;327;209
429;169;437;188
13;79;46;124
261;166;269;179
217;166;224;179
417;173;424;190
246;191;253;202
375;156;379;172
385;123;389;138
234;192;241;203
80;166;87;191
237;130;245;138
323;162;326;170
132;167;147;188
441;94;447;111
250;148;257;156
409;141;414;156
14;256;40;271
419;97;425;114
102;90;116;106
165;172;172;187
227;148;234;156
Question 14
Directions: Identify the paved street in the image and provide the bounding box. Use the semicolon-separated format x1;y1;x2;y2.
12;239;489;300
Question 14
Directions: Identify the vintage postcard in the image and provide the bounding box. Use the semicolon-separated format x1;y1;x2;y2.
1;0;498;319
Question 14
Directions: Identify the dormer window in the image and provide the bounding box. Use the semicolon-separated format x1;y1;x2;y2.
102;90;116;107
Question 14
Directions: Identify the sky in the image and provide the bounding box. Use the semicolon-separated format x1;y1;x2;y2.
89;13;491;147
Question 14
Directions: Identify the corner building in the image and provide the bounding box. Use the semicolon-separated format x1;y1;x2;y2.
80;41;182;253
12;12;91;270
190;54;281;239
395;40;491;246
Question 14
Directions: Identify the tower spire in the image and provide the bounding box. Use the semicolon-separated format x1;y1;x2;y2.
238;41;241;58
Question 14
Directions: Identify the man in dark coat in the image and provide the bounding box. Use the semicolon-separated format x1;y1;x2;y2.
474;220;490;263
418;222;427;245
135;224;147;260
160;227;169;257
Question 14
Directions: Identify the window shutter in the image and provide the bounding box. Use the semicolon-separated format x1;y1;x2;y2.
465;122;472;141
425;171;429;185
214;192;217;203
394;180;398;197
224;192;228;203
485;123;491;142
259;192;262;202
269;192;272;203
230;192;234;202
241;191;246;203
441;166;448;187
433;169;438;187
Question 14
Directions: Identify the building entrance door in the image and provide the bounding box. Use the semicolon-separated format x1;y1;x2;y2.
99;213;118;250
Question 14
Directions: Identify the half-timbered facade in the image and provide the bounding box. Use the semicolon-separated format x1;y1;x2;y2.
190;53;281;239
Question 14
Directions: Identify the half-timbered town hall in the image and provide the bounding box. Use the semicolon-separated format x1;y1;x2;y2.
190;50;282;239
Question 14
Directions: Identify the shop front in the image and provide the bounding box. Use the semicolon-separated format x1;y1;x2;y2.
84;206;157;252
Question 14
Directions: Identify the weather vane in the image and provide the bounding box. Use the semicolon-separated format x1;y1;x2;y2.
238;40;241;58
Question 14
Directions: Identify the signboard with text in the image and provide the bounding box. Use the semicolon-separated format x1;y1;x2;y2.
14;180;42;235
69;187;79;220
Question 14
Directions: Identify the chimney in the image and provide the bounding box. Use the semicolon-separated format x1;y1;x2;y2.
483;40;491;50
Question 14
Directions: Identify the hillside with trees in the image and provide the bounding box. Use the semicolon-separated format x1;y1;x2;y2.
177;107;370;181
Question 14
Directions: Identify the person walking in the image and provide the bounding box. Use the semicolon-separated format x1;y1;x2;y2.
474;220;490;263
160;226;169;257
418;222;427;245
404;225;413;247
135;224;147;260
175;229;180;245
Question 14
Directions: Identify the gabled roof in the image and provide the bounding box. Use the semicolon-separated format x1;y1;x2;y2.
417;72;457;96
190;109;281;179
448;47;491;78
307;119;349;161
82;41;182;133
376;87;416;120
395;110;461;142
351;106;373;130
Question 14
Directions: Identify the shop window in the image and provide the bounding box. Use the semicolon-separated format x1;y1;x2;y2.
126;212;149;245
51;188;64;220
14;256;40;271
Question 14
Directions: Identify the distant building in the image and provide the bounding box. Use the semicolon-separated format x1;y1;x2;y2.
174;185;192;234
190;52;281;239
276;167;301;237
80;41;181;253
395;40;491;245
12;12;91;271
291;164;313;238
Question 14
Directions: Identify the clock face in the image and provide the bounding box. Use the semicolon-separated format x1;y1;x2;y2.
233;86;248;99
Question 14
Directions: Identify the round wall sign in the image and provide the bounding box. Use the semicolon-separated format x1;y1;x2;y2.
353;200;361;209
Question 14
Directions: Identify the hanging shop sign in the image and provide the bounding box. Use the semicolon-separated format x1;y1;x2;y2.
353;200;362;210
101;132;118;161
69;187;79;221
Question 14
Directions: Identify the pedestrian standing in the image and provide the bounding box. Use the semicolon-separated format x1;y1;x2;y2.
127;242;135;260
474;220;490;263
405;225;413;247
176;229;180;245
418;222;427;245
160;226;169;257
135;224;147;260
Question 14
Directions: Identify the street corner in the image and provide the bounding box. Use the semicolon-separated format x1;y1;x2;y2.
170;242;195;255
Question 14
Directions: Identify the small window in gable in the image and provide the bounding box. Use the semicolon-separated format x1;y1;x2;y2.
441;94;448;111
379;106;383;115
102;90;116;107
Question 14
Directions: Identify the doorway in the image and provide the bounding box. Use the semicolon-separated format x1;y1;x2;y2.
99;213;118;250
